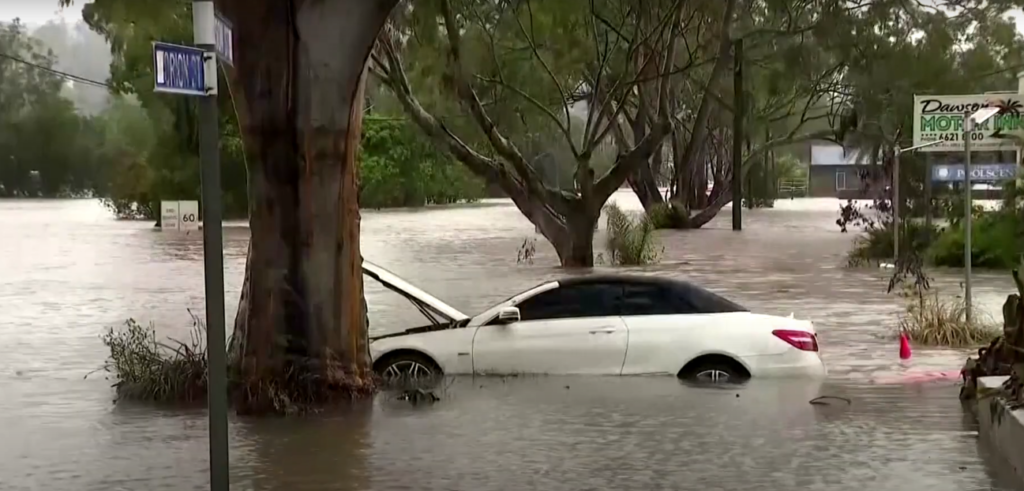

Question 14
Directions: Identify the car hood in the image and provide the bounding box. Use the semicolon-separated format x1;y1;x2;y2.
363;260;469;323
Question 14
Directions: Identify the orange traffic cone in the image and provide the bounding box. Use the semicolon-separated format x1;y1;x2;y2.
899;332;912;360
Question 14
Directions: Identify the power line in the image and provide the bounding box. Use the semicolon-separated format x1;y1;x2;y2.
0;50;113;90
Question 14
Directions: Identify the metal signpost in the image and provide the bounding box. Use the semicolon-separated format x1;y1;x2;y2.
154;1;231;489
732;37;743;231
892;140;944;261
961;107;1001;324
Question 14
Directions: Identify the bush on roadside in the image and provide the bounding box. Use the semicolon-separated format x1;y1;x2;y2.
98;313;208;403
96;314;404;414
896;291;999;347
927;207;1024;269
846;219;937;266
605;203;662;266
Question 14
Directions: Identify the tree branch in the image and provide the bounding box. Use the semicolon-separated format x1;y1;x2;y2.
437;0;564;207
594;118;672;204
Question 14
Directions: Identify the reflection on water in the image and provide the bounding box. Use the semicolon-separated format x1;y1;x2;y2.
0;195;1021;490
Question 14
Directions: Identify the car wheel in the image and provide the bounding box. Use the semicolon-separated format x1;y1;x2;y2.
684;362;747;384
377;352;441;382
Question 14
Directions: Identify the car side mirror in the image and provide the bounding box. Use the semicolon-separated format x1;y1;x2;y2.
495;306;521;325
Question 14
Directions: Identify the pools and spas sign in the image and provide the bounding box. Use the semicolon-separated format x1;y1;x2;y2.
931;163;1019;182
913;94;1024;152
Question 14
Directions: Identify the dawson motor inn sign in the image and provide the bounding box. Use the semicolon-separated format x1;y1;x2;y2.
913;94;1024;152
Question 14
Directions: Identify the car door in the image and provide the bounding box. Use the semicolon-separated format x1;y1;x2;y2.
471;282;629;375
617;282;713;375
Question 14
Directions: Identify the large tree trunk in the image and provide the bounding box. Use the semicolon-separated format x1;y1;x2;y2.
223;0;398;414
537;210;599;268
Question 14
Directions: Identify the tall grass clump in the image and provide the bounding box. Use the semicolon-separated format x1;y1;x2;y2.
896;291;999;347
97;311;208;403
887;246;999;348
604;203;662;265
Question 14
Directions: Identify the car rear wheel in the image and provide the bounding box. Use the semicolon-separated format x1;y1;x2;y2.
682;361;748;384
377;352;442;382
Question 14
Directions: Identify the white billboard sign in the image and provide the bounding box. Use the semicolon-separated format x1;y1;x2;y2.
159;200;200;231
913;94;1024;152
160;201;180;231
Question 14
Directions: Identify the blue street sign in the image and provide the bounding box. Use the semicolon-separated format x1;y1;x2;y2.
932;163;1018;182
153;42;208;96
214;12;233;66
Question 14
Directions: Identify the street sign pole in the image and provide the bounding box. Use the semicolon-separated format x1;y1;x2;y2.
193;1;229;490
893;149;900;261
959;106;999;325
892;139;945;263
963;112;973;325
152;7;230;486
732;37;743;231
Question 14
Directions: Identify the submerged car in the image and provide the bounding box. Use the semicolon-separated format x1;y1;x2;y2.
364;261;826;384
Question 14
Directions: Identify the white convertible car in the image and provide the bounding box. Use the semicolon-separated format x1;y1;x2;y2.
364;261;826;384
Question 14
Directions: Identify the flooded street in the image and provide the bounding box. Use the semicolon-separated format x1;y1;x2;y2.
1;193;1021;490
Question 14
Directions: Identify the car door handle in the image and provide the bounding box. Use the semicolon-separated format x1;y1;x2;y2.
589;327;617;334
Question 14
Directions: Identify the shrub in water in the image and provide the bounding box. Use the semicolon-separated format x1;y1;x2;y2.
927;208;1024;269
604;203;662;265
98;312;208;403
896;291;998;348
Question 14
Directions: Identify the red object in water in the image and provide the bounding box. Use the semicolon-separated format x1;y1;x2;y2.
772;330;819;352
899;332;912;360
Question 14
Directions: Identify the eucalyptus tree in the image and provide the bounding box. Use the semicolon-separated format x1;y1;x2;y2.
61;0;399;413
373;0;687;266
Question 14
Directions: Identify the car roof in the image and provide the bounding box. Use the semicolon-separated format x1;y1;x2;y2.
557;273;693;289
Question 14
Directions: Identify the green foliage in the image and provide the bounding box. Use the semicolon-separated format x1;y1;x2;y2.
604;203;662;266
846;220;938;267
0;20;98;197
928;207;1024;269
98;314;208;403
775;154;806;184
360;116;485;208
829;0;1024;160
845;182;1022;270
645;202;677;230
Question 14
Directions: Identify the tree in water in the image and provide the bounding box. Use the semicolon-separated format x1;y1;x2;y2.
616;0;842;227
63;0;400;413
372;0;677;267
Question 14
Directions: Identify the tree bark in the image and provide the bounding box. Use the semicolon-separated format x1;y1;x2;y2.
221;0;398;414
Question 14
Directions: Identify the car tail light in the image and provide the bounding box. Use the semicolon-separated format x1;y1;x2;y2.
772;329;818;352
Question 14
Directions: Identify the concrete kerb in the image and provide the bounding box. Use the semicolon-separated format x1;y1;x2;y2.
976;376;1024;482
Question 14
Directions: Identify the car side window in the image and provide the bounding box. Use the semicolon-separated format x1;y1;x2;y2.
620;283;698;316
516;283;623;321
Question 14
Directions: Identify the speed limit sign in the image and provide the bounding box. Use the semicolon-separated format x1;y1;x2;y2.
160;200;199;231
178;200;200;231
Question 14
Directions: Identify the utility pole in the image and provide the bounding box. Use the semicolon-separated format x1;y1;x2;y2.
732;37;743;231
193;1;229;490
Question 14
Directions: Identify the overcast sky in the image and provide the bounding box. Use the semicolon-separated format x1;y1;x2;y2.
2;1;84;26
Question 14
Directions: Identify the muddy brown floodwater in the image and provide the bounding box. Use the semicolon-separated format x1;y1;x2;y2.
1;193;1022;491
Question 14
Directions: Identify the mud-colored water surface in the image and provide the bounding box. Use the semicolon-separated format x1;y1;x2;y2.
1;194;1019;490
